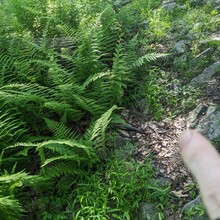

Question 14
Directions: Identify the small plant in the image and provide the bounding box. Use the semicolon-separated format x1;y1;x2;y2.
70;159;170;219
143;67;201;119
182;204;207;220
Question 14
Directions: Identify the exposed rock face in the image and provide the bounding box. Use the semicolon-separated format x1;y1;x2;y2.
187;104;220;141
189;61;220;88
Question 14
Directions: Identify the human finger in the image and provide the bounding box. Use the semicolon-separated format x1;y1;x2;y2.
179;130;220;219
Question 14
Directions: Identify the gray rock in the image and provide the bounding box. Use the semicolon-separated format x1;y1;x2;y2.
174;54;188;69
187;104;208;128
189;61;220;87
136;98;149;116
194;48;212;59
196;105;220;140
138;203;159;220
173;40;189;55
215;0;220;5
189;0;220;5
187;104;220;140
156;177;171;187
182;196;208;219
182;196;202;212
209;31;220;41
140;21;149;30
189;0;207;5
114;0;131;8
114;135;136;160
161;2;177;10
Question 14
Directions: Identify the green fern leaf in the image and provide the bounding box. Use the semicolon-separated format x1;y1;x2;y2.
89;105;118;147
44;118;79;139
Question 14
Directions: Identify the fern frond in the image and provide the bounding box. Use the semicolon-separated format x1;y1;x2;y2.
0;171;29;183
87;105;118;147
0;195;23;220
44;101;83;121
82;71;111;90
72;94;104;116
131;53;169;69
0;111;27;149
56;24;77;39
41;162;86;177
37;139;96;157
41;155;82;167
44;118;79;139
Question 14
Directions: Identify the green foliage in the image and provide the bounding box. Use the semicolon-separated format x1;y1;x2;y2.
71;159;170;220
182;204;206;220
3;0;79;37
144;68;200;120
0;0;184;218
0;111;27;149
0;171;47;219
0;196;23;220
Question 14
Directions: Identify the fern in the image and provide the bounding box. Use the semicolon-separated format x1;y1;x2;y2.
0;111;27;149
44;118;79;140
0;171;39;220
87;105;118;147
131;53;168;69
0;196;23;220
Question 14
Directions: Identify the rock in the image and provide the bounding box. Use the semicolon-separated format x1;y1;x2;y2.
215;0;220;5
182;196;202;212
113;0;131;8
138;203;159;220
174;54;188;70
136;98;149;116
187;104;220;140
187;104;208;128
140;21;149;30
157;177;171;187
209;31;220;41
173;40;189;55
114;135;136;160
188;0;207;6
193;22;203;31
207;0;220;5
194;48;212;59
195;105;220;140
189;61;220;87
182;196;208;219
161;2;177;10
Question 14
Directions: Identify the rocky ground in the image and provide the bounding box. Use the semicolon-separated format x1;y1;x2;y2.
120;75;219;219
116;0;220;218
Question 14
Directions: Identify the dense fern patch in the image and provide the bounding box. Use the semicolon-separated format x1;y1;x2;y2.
0;0;173;219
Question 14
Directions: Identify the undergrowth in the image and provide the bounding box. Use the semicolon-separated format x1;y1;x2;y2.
0;0;219;219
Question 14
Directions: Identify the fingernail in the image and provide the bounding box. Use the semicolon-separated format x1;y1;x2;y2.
179;130;193;150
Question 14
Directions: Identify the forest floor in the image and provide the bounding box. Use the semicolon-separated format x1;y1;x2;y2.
123;73;220;218
122;108;192;218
